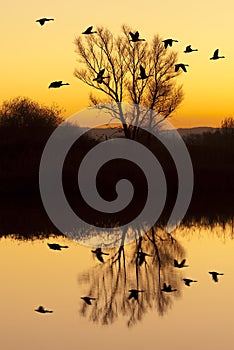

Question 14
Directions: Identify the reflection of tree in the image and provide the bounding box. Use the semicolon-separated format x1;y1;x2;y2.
78;226;185;327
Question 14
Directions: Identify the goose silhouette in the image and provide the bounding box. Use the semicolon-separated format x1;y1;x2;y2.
175;63;189;72
209;271;224;282
93;69;110;84
210;49;225;60
81;297;96;305
129;31;145;42
162;39;178;49
128;289;144;300
91;247;109;263
174;259;189;268
82;26;97;35
137;65;153;80
47;243;69;250
36;18;54;26
48;81;70;88
161;283;177;293
137;251;151;266
183;278;198;286
184;45;198;53
35;306;53;313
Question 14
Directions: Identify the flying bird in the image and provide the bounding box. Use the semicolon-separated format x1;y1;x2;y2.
82;26;97;34
35;306;53;313
81;297;96;305
93;69;110;84
175;63;189;72
184;45;198;53
183;278;198;286
162;39;178;49
48;81;70;88
129;31;145;42
209;271;224;282
174;259;189;268
128;289;144;300
137;251;151;266
36;18;54;26
137;65;153;80
210;49;225;60
47;243;69;250
161;283;177;293
91;247;109;263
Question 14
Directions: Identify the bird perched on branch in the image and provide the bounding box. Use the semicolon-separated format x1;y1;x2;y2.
91;247;109;263
47;243;69;250
48;81;70;88
82;26;97;34
36;18;54;26
129;31;145;42
162;38;178;48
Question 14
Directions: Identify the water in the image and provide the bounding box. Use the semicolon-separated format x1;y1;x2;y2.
1;222;234;350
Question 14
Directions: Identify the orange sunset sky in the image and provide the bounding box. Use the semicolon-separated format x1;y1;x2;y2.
1;0;234;128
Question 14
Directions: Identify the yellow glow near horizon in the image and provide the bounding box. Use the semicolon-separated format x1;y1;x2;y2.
1;0;234;127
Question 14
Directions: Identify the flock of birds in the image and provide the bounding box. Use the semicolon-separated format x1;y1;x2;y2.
34;243;224;312
35;19;225;89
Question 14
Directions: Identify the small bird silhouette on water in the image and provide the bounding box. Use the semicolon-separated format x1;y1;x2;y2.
36;18;54;26
210;49;225;60
183;278;198;286
82;26;97;34
35;306;53;313
162;39;178;48
184;45;198;53
129;31;145;42
91;247;109;263
128;289;144;300
93;69;110;84
175;63;189;72
81;297;96;305
137;251;151;266
48;81;70;88
174;259;189;268
209;271;224;282
47;243;69;250
137;65;153;80
161;283;177;293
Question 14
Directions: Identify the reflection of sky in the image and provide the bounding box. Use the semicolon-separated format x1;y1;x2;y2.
1;224;233;350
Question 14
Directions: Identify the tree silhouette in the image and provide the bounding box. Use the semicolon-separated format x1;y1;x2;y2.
74;25;183;139
221;117;234;136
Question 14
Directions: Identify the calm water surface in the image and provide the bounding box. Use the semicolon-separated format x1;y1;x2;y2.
1;223;234;350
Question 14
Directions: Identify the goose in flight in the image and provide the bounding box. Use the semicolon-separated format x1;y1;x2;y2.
47;243;69;250
210;49;225;60
35;306;53;313
81;297;96;305
183;278;198;286
129;31;145;42
36;18;54;26
48;81;70;88
91;247;109;263
161;283;177;293
174;259;189;268
137;65;153;80
93;69;110;84
137;251;151;266
209;271;224;282
82;26;97;34
162;39;178;49
175;63;189;72
128;289;144;300
184;45;198;53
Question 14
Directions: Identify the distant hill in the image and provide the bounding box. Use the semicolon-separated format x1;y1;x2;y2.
177;127;218;136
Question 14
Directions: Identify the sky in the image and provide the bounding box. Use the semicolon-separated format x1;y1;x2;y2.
1;0;234;127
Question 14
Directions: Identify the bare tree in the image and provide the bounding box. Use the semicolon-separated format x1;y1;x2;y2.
74;25;183;139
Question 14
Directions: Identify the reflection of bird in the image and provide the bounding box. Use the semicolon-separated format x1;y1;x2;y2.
36;18;54;26
210;49;225;60
82;26;97;34
183;278;198;286
48;81;70;88
81;297;96;305
162;39;178;48
128;289;144;300
137;251;151;266
91;247;109;263
161;283;177;293
35;306;53;313
137;65;153;80
184;45;198;53
93;69;110;84
175;63;189;72
174;259;188;268
129;31;145;42
209;271;224;282
47;243;69;250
